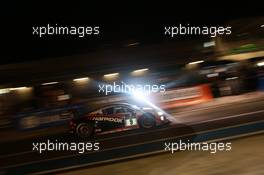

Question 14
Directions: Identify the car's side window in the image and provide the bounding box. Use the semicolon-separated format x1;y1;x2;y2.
102;107;114;115
126;107;135;115
101;106;136;116
114;106;135;117
126;108;135;117
115;107;126;114
90;109;103;115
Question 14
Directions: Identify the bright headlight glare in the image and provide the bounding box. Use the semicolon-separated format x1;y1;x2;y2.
131;90;148;101
157;111;164;116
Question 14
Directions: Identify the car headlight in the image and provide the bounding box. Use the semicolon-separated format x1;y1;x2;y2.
157;111;164;116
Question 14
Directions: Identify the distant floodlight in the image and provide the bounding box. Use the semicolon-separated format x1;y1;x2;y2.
104;73;119;78
203;41;215;48
127;42;140;47
261;24;264;28
10;87;31;91
131;68;149;76
207;73;219;78
188;60;204;65
133;68;149;73
73;77;89;82
41;82;58;86
226;77;238;80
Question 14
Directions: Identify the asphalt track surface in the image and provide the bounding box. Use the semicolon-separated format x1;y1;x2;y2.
0;94;264;174
58;134;264;175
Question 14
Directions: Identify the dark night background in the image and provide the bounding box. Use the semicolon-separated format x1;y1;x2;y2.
1;1;263;65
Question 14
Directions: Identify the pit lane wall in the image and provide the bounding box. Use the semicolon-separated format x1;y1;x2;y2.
157;84;213;109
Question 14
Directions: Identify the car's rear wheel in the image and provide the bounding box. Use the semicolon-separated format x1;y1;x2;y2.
139;113;156;129
76;123;94;138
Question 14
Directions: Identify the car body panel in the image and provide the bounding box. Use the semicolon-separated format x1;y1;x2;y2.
69;103;169;136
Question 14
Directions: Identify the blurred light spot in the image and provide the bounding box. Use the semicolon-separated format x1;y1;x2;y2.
104;73;119;79
131;68;149;76
132;90;149;101
188;60;204;65
215;67;227;73
226;77;238;80
133;68;149;73
127;42;140;47
73;77;89;82
57;94;71;101
10;87;30;91
157;111;164;116
261;25;264;28
0;88;10;94
207;73;219;78
41;82;58;85
203;41;215;48
257;61;264;67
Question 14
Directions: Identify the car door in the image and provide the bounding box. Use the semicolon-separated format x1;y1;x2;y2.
96;106;124;132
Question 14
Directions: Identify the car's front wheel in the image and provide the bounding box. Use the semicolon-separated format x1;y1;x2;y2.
139;113;156;129
76;123;94;138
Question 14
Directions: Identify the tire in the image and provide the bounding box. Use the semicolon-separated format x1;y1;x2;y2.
76;122;94;138
139;113;156;129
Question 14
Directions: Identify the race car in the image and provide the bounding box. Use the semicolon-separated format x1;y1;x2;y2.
69;103;170;138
